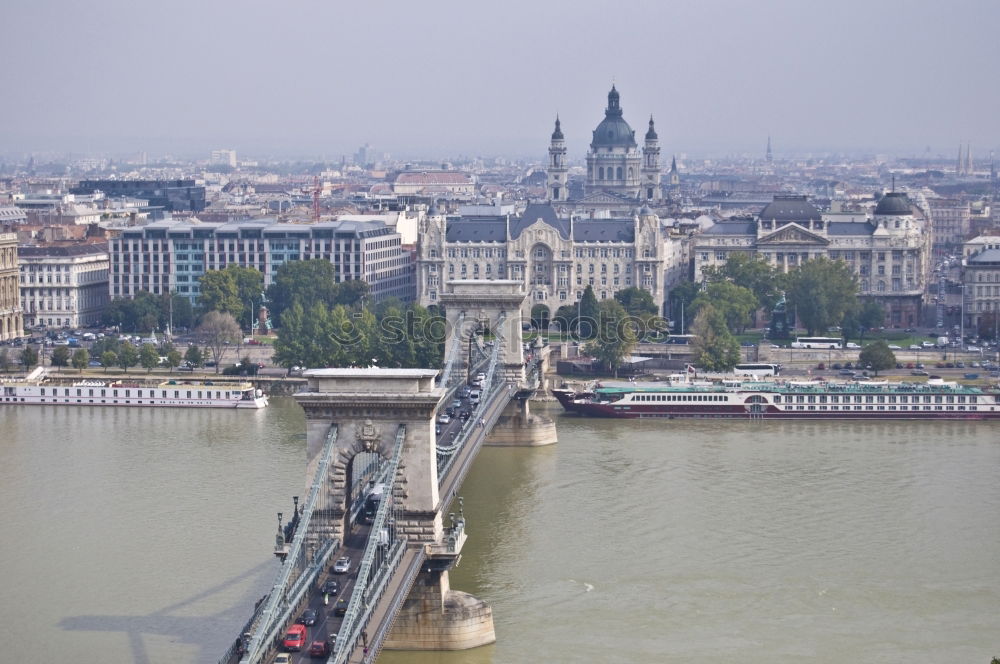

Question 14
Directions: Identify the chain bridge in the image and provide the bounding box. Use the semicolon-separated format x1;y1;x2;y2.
221;280;557;664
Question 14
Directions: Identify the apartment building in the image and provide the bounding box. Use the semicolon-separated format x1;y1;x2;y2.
0;232;23;340
18;243;110;328
961;234;1000;331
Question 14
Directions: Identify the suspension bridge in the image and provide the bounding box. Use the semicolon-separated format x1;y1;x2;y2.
220;280;556;664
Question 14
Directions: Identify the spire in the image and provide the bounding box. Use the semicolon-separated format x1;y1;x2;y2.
670;155;678;173
957;143;964;175
966;142;973;175
606;84;622;117
766;135;773;163
645;115;658;141
551;114;563;141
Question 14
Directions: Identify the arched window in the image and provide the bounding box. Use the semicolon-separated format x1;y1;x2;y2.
628;167;634;178
877;281;886;292
616;167;623;180
599;167;605;180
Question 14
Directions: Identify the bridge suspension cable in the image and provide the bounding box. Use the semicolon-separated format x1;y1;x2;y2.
236;425;341;664
438;311;466;390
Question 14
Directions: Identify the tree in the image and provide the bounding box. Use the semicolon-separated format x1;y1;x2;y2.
843;298;885;344
117;342;139;373
583;300;637;376
166;349;182;372
667;280;701;333
266;260;340;326
198;269;242;318
859;340;896;376
336;279;370;307
690;303;741;372
139;343;160;373
196;311;242;373
691;281;758;334
184;345;204;368
702;253;780;324
71;348;90;373
20;346;38;368
578;285;600;339
783;256;859;335
614;286;659;317
100;351;117;373
530;304;551;331
553;304;578;334
51;345;71;367
0;348;11;372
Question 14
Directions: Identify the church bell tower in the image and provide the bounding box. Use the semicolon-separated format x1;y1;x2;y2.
547;116;568;202
641;116;661;201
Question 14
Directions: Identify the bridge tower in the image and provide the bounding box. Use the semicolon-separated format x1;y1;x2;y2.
296;369;496;651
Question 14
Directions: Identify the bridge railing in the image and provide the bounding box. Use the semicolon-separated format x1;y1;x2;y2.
237;424;340;664
330;424;408;664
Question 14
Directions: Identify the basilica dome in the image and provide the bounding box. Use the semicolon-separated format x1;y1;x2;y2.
590;85;637;149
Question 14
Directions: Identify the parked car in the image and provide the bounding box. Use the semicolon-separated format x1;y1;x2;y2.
909;344;922;350
332;556;351;574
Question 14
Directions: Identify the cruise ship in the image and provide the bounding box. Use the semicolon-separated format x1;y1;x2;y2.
1;368;268;409
554;377;1000;420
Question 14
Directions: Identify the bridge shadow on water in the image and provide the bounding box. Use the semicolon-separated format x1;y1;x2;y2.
58;558;276;663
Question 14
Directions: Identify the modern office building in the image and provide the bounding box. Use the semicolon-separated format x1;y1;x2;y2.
109;219;414;305
71;179;207;212
18;243;110;328
0;232;24;340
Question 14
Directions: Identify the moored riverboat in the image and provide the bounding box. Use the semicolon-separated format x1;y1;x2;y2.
1;368;268;409
555;377;1000;420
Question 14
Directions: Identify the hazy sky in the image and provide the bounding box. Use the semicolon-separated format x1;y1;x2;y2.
2;0;998;161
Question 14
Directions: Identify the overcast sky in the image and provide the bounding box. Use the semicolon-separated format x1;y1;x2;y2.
2;0;998;161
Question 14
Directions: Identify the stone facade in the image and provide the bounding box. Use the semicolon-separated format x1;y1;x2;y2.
417;202;686;319
692;194;932;328
18;243;109;329
0;233;24;341
961;235;1000;330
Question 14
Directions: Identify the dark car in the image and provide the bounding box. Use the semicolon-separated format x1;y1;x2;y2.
334;597;349;617
322;579;340;595
298;608;318;626
307;640;330;658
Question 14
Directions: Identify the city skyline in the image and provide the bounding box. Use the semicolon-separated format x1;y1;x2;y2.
1;0;998;160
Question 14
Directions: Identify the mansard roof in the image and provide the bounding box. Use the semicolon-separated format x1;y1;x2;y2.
445;220;506;242
701;221;757;235
827;222;876;236
510;203;569;239
573;221;634;243
757;195;820;223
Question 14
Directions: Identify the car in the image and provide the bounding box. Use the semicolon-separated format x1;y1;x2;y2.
956;361;965;368
437;414;451;424
966;346;980;352
832;363;842;370
450;399;462;409
911;369;929;376
307;640;330;658
887;344;901;350
322;578;340;595
908;344;922;350
88;360;102;367
964;373;979;379
334;597;349;616
845;342;860;349
475;372;486;382
916;363;925;369
298;608;318;626
921;341;934;348
283;624;307;651
332;556;351;574
839;369;854;376
275;654;293;664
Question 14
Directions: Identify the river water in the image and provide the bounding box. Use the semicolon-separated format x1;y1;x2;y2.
1;400;998;663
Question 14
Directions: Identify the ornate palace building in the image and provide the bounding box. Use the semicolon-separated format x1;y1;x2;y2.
416;203;687;319
1;232;24;341
692;193;932;328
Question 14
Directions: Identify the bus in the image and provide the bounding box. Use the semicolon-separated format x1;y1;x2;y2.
734;363;781;377
362;483;386;524
790;336;842;349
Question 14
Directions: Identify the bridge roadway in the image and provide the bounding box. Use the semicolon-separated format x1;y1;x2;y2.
275;377;516;664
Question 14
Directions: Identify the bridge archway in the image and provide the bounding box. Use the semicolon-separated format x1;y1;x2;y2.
439;279;526;384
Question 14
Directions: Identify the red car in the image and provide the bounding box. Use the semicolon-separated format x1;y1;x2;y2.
283;623;307;651
308;640;331;657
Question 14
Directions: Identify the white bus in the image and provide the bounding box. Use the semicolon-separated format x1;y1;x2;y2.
734;363;782;377
790;336;842;349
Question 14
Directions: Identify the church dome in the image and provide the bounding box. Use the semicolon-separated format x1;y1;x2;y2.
591;85;637;149
645;116;658;141
551;116;564;140
873;192;912;216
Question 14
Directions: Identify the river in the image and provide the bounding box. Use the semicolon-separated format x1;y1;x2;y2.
1;400;998;663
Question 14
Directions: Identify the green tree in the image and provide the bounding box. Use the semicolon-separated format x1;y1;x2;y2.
578;285;600;339
668;280;701;333
196;311;242;373
51;345;71;367
198;269;242;318
553;304;578;334
20;346;39;368
584;300;637;376
856;298;885;343
166;349;182;372
410;304;445;369
614;286;659;317
273;301;309;369
139;343;160;373
691;281;758;334
530;304;551;331
169;293;195;330
336;279;370;307
184;345;204;368
117;342;139;372
71;348;90;373
783;256;859;335
100;351;118;373
690;303;741;372
702;253;780;324
266;260;341;325
859;340;896;376
0;348;11;372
